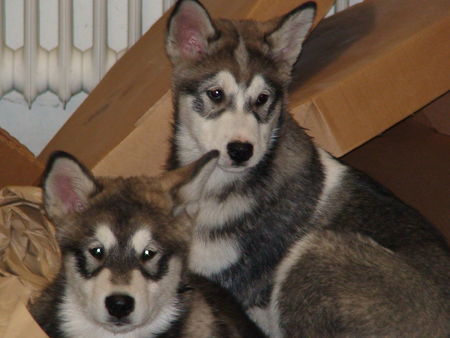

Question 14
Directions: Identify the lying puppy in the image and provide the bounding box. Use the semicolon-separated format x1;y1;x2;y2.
30;150;264;338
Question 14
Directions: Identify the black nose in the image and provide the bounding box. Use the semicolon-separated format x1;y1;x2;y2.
227;142;253;164
105;294;134;319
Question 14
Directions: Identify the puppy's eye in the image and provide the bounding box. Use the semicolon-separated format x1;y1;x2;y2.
141;249;157;262
89;247;104;260
206;88;224;103
255;93;269;106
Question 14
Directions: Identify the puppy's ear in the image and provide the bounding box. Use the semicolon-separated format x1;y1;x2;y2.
157;152;217;251
166;0;217;62
160;150;219;207
43;151;99;220
265;2;316;73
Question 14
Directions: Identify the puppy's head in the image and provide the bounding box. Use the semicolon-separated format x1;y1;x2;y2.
166;0;316;172
42;150;218;334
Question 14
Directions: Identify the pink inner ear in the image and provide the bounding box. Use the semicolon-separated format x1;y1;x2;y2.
54;174;86;213
173;7;209;58
178;27;205;56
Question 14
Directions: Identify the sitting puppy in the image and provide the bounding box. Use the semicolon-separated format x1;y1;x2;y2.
29;150;264;338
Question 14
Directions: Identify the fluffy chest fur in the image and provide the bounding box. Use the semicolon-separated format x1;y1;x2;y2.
185;118;328;308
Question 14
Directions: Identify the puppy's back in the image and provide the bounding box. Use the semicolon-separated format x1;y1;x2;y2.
275;230;450;337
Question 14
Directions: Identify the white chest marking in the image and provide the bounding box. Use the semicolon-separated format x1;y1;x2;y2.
247;306;274;337
316;149;346;213
188;236;241;275
195;194;254;230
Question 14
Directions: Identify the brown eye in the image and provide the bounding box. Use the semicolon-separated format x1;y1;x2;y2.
255;93;269;106
89;247;104;260
207;88;224;103
141;249;156;262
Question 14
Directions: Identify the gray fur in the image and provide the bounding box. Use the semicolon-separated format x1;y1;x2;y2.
166;0;450;336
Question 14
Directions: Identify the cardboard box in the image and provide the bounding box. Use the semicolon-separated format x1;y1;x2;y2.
342;116;450;243
39;0;450;178
0;128;44;188
290;0;450;155
412;91;450;137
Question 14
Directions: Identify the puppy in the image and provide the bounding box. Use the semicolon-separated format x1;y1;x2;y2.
165;0;450;336
30;150;265;338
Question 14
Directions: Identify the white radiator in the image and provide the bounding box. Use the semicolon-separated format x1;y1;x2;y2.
0;0;356;107
0;0;175;107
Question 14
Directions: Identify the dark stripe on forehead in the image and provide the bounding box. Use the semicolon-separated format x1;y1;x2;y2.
106;249;139;283
179;80;202;96
242;48;278;84
261;74;283;97
234;37;249;78
178;73;217;96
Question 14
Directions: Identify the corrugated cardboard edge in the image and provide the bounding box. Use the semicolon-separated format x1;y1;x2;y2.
413;91;450;137
93;92;173;177
0;129;36;162
0;129;44;187
291;1;450;156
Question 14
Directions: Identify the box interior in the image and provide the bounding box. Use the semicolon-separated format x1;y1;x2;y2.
342;94;450;242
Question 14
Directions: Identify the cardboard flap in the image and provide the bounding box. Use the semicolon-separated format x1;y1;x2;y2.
0;129;43;188
290;0;450;155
